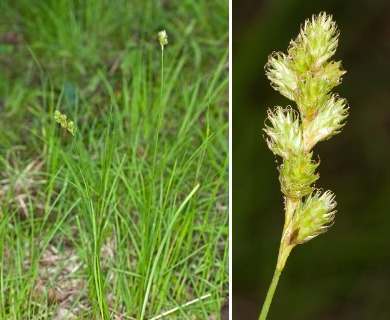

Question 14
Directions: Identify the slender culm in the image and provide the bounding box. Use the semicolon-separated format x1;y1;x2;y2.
259;12;348;320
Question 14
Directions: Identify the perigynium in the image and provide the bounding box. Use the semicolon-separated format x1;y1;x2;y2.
259;12;348;320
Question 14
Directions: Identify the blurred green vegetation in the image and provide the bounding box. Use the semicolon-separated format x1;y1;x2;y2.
233;0;390;319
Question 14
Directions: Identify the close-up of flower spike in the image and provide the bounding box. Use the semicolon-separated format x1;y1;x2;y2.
259;12;349;320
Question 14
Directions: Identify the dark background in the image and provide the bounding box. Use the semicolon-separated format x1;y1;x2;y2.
233;0;390;319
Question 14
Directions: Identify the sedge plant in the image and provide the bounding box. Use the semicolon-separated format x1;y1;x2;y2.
0;0;228;318
54;109;112;319
53;31;170;319
259;12;348;319
53;29;222;319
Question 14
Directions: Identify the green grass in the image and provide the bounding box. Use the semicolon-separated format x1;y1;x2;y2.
0;0;228;319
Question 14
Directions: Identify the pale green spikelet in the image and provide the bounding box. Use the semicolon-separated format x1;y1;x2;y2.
54;110;75;135
291;190;337;244
265;53;297;100
158;30;168;49
279;152;319;199
303;94;348;151
264;107;302;159
289;12;340;71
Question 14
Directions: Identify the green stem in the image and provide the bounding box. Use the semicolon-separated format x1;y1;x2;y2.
258;268;281;320
259;205;295;320
161;47;164;102
153;46;164;156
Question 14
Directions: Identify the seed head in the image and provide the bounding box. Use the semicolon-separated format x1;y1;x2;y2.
263;12;348;244
54;110;74;135
158;30;168;49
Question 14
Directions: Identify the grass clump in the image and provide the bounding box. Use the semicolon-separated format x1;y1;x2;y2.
0;0;228;319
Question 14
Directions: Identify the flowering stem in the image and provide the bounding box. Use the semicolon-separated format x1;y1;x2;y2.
157;29;167;119
260;12;348;318
161;47;164;103
259;219;294;320
259;268;281;320
155;31;167;148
